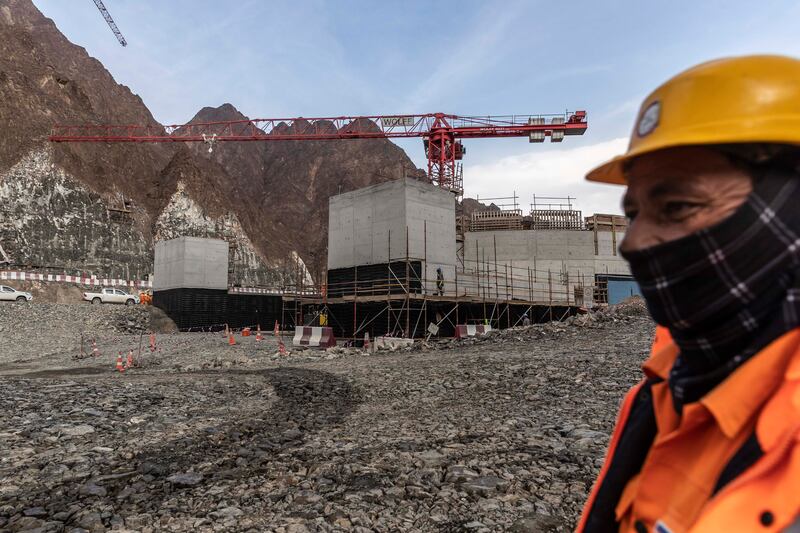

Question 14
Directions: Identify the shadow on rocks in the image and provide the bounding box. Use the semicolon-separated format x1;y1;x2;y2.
35;366;361;529
135;366;361;472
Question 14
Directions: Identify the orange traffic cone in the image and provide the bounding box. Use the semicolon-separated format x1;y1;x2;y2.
256;325;263;342
223;324;229;338
149;333;156;352
125;350;134;369
115;353;125;373
228;333;236;346
242;327;251;337
364;332;370;351
91;340;100;357
274;321;280;337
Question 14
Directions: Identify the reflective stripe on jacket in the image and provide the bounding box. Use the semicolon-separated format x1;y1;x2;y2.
577;326;800;532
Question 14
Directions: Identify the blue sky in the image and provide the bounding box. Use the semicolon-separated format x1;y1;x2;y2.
33;0;800;215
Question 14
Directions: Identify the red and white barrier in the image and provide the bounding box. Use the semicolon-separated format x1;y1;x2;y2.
228;286;320;296
455;324;493;339
292;326;336;348
0;270;151;288
0;271;329;295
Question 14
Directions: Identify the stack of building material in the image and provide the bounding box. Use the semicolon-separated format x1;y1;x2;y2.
469;210;523;232
530;209;584;231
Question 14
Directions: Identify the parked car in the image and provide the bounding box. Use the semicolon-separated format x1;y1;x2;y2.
0;285;32;302
82;288;140;305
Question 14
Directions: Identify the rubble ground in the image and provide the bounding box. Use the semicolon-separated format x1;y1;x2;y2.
0;300;653;532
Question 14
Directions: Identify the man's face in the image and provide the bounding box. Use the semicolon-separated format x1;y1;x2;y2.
620;147;754;253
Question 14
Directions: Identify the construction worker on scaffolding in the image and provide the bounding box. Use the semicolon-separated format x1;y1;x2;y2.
577;55;800;532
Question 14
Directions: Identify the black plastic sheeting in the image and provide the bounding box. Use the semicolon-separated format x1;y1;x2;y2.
153;286;577;339
153;288;282;331
326;261;423;298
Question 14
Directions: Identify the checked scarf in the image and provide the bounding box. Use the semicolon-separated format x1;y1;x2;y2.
621;169;800;408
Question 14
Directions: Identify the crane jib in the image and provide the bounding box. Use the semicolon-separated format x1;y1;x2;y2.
49;111;588;195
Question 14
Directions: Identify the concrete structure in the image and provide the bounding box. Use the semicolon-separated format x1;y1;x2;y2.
463;228;631;304
153;236;229;291
328;178;457;294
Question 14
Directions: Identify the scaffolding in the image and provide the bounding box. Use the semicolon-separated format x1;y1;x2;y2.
469;192;523;232
529;195;584;231
107;196;134;225
265;224;600;343
585;213;628;231
585;213;628;256
469;210;523;231
475;192;519;211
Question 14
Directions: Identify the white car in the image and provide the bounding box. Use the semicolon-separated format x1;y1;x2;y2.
0;285;32;302
82;288;140;306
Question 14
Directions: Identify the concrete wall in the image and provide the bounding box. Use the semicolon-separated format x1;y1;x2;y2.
154;237;229;291
594;231;630;276
463;229;631;304
328;179;457;294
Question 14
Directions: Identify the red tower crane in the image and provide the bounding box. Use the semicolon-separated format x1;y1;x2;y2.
49;111;588;194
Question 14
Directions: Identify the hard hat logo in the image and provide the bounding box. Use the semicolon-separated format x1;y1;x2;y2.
637;101;660;137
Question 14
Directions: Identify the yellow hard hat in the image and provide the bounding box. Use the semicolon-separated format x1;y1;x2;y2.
587;55;800;184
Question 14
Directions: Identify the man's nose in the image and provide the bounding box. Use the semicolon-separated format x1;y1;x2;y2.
620;218;663;253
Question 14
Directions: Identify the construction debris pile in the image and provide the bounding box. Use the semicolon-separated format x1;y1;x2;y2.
422;299;648;351
0;300;654;532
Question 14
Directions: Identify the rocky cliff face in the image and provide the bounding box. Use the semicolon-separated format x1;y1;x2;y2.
0;149;151;278
0;148;282;285
0;0;424;286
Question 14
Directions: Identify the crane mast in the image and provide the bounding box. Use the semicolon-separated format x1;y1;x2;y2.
92;0;127;46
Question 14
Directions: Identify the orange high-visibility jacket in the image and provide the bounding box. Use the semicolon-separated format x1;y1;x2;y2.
577;326;800;532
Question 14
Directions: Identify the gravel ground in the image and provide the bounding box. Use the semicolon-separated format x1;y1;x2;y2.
0;300;653;532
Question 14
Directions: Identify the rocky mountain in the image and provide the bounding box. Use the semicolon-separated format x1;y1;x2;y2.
460;197;499;217
182;104;425;282
0;0;424;286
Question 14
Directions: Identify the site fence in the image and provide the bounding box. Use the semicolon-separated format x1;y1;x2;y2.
0;270;152;289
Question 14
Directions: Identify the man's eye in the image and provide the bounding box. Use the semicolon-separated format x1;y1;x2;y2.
625;210;638;221
664;201;699;215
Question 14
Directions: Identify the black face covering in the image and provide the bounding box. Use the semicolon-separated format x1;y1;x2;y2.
621;168;800;407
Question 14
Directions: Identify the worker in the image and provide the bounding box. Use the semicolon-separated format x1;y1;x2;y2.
522;313;531;327
436;267;445;296
577;55;800;532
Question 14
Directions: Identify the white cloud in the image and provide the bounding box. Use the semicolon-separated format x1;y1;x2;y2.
464;137;629;217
